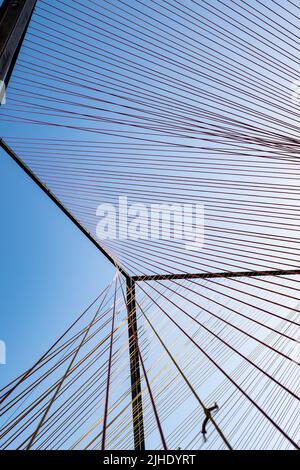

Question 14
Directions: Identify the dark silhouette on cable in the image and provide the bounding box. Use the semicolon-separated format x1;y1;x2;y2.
201;403;219;441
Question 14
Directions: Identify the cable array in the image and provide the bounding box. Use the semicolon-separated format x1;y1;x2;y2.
1;0;300;450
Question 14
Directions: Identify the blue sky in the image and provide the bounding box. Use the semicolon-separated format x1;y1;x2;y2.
0;0;300;451
0;146;114;385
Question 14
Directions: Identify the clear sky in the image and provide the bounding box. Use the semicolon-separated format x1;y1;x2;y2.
0;146;114;386
0;0;299;451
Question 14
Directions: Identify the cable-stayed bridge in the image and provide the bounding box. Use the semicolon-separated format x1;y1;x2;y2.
0;0;299;450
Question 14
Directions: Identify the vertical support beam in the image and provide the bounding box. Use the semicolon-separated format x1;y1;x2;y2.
126;277;145;450
0;0;37;83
